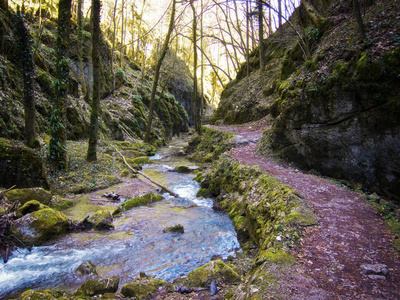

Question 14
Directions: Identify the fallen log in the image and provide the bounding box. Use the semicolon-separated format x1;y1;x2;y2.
114;148;179;198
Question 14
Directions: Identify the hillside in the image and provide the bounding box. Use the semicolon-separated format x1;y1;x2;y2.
212;0;400;201
0;8;191;145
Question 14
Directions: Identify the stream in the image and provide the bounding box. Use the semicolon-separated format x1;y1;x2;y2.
0;140;240;298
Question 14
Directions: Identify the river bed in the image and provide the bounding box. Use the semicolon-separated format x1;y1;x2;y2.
0;140;240;298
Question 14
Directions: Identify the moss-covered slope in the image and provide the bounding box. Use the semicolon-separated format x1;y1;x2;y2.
0;8;189;145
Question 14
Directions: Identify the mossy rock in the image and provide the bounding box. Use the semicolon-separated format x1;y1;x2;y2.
120;278;174;299
163;224;184;234
0;138;49;190
5;187;52;206
11;208;69;246
87;210;114;231
173;165;192;173
17;200;47;218
186;259;241;288
19;289;57;300
133;156;151;165
76;277;119;296
113;193;164;215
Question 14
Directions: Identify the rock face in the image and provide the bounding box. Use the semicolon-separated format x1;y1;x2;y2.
0;139;49;190
11;208;69;246
269;47;400;200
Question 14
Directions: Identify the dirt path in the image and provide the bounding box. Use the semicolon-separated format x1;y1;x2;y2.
208;121;400;299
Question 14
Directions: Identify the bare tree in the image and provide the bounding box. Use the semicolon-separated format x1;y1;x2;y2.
145;0;177;143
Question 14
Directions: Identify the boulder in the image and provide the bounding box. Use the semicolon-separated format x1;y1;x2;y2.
5;187;52;206
186;259;241;288
11;208;69;246
174;165;192;173
76;277;119;296
16;200;47;218
87;210;114;231
121;277;173;299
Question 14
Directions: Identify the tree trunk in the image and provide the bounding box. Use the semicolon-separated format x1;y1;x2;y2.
12;13;37;147
49;0;71;169
111;0;118;97
120;0;125;67
190;0;200;134
77;0;87;98
353;0;366;41
258;0;265;69
144;0;176;143
278;0;282;28
246;0;250;77
87;0;102;161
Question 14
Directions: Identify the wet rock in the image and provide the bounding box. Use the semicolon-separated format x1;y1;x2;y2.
76;276;119;296
186;259;241;288
163;224;184;234
87;210;114;231
5;187;52;206
361;263;389;277
75;261;98;277
121;277;173;299
10;208;69;246
16;200;47;218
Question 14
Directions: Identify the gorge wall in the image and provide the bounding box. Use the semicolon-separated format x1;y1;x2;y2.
213;0;400;200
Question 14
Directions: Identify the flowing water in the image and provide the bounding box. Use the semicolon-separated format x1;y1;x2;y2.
0;140;240;298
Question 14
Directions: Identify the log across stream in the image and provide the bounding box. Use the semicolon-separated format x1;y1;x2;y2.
0;139;240;297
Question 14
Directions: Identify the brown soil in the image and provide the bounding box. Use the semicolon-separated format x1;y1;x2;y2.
208;119;400;299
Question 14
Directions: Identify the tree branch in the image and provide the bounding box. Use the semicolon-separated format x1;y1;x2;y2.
114;148;179;198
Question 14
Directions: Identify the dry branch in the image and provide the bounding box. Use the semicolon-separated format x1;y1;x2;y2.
114;148;179;198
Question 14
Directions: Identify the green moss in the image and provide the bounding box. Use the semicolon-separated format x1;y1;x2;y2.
17;200;47;217
394;238;400;253
113;193;164;215
121;278;173;299
186;259;241;288
186;127;235;163
163;224;184;233
20;289;57;300
88;210;114;230
199;156;317;254
75;277;119;296
133;156;151;164
356;52;383;81
305;59;318;72
174;165;191;173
